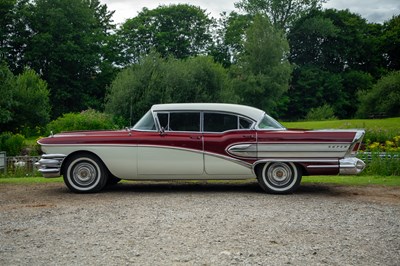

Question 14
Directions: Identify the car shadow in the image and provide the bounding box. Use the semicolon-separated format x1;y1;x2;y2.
100;180;343;196
103;181;263;194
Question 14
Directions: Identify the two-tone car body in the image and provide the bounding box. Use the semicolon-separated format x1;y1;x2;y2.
36;103;366;193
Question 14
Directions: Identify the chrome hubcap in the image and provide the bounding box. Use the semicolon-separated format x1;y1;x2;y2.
266;163;292;187
73;162;97;186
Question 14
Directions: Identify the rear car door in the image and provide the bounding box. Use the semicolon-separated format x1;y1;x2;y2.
202;112;256;176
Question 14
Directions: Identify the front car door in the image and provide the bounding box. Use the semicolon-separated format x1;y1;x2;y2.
137;111;204;177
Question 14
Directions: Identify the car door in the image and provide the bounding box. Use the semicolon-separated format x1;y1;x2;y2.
202;112;256;176
137;111;204;177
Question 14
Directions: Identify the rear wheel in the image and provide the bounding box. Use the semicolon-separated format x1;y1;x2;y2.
63;153;108;193
256;162;302;194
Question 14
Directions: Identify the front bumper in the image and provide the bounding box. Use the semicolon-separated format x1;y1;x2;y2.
35;154;66;178
339;157;366;175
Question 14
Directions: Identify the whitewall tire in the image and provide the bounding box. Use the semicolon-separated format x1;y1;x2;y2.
257;162;302;194
63;153;108;193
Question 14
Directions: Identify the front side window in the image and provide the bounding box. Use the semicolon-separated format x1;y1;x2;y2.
156;112;200;132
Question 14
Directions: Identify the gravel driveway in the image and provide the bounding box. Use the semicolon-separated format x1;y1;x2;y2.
1;181;399;265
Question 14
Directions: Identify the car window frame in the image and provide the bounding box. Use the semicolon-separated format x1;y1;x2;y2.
132;110;158;132
202;111;255;133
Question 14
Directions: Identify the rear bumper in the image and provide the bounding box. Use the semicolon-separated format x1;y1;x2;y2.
339;157;366;175
35;154;66;178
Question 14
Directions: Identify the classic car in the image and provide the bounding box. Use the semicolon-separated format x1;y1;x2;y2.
36;103;366;194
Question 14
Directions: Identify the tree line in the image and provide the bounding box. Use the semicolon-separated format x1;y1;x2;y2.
1;0;399;135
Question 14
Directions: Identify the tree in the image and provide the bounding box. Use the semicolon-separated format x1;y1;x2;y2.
231;15;291;116
105;52;233;124
289;9;380;74
341;70;373;118
0;62;50;134
13;0;116;118
381;15;400;71
0;0;16;49
357;71;400;118
288;12;338;68
286;9;383;119
0;61;15;124
0;0;32;72
284;65;345;120
117;4;213;65
234;0;325;29
12;68;51;134
210;12;252;67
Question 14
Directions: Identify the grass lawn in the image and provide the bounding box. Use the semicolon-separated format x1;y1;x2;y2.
1;176;399;186
302;175;400;186
282;117;400;132
0;177;63;184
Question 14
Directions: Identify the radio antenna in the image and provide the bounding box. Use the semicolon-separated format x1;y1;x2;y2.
129;96;133;128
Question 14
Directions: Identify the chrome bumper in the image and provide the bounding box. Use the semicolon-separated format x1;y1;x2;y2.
35;154;66;178
339;157;366;175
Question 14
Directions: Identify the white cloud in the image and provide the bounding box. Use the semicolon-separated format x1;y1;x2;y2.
323;0;399;23
102;0;399;25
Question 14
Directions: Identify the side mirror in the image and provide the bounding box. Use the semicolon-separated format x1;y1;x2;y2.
125;127;132;136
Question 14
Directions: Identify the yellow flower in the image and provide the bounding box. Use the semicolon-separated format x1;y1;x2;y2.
393;136;400;146
368;142;380;151
385;140;395;148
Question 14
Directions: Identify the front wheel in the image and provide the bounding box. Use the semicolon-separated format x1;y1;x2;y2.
63;153;108;193
256;162;302;194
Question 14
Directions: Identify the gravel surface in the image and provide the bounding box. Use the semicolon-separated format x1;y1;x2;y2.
1;181;399;265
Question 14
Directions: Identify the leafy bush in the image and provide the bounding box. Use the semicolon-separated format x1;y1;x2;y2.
46;109;119;134
305;104;337;121
358;135;400;176
359;152;400;176
357;71;400;118
0;132;26;156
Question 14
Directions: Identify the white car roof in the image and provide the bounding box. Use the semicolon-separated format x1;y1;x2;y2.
151;103;265;121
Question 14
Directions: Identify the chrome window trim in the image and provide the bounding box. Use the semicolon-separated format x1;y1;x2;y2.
153;110;256;134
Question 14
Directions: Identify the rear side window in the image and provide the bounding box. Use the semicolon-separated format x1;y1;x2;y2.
204;113;237;132
239;117;253;129
203;113;253;132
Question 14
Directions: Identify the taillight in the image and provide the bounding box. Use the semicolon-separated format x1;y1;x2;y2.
351;142;360;155
347;130;365;156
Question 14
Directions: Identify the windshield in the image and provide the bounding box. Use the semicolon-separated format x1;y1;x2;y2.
257;114;286;130
132;111;156;131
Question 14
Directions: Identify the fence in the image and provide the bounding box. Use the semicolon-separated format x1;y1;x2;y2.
1;155;41;176
0;152;6;173
358;152;399;163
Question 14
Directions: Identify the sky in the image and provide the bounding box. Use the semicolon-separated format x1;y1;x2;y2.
101;0;399;25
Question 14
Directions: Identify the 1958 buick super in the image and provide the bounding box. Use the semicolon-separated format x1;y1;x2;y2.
36;103;366;194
